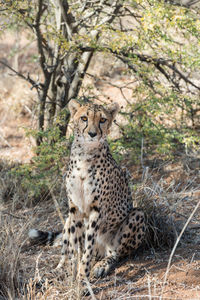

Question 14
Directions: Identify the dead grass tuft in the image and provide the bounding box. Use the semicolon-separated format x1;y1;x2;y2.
0;215;29;299
132;160;200;251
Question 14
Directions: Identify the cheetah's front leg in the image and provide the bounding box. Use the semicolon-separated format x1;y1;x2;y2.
58;206;84;277
78;208;99;281
56;216;70;269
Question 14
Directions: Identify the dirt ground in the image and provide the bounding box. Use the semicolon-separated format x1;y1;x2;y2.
0;32;200;299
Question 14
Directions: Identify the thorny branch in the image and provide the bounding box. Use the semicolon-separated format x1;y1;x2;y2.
78;45;200;92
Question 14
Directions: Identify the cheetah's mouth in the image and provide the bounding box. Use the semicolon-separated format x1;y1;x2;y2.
78;136;105;147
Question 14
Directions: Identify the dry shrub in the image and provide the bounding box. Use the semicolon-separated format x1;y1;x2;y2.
142;198;176;250
133;162;198;251
0;159;67;209
135;177;176;249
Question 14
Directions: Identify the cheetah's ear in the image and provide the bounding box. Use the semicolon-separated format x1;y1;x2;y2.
107;102;120;120
68;99;81;117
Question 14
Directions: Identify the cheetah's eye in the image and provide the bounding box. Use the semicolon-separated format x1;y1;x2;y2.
100;117;107;124
81;116;88;122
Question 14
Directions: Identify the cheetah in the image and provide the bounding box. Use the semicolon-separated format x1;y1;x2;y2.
29;100;146;281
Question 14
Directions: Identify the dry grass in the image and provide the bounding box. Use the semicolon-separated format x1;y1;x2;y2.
0;215;28;299
0;155;200;299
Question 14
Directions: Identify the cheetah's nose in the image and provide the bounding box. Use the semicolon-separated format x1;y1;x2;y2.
88;131;97;138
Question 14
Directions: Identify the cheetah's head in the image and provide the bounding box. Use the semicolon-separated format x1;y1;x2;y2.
68;100;119;144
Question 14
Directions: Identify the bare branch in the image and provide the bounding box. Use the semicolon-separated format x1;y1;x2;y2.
113;50;200;91
33;0;49;78
164;62;200;91
0;60;41;91
58;0;77;40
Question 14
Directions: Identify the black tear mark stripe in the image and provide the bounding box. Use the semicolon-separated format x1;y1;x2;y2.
83;122;88;133
98;121;102;137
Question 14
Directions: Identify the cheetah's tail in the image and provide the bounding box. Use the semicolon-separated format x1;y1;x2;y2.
28;229;62;246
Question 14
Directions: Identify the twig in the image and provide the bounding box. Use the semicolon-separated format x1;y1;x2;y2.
2;211;27;220
160;200;200;299
189;223;200;229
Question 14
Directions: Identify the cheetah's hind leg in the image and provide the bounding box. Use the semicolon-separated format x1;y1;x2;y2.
93;209;146;278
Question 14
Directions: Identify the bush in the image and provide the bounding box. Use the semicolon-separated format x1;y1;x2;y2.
110;92;200;163
10;124;71;206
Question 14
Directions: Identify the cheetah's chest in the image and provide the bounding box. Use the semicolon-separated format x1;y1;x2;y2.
66;160;95;215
